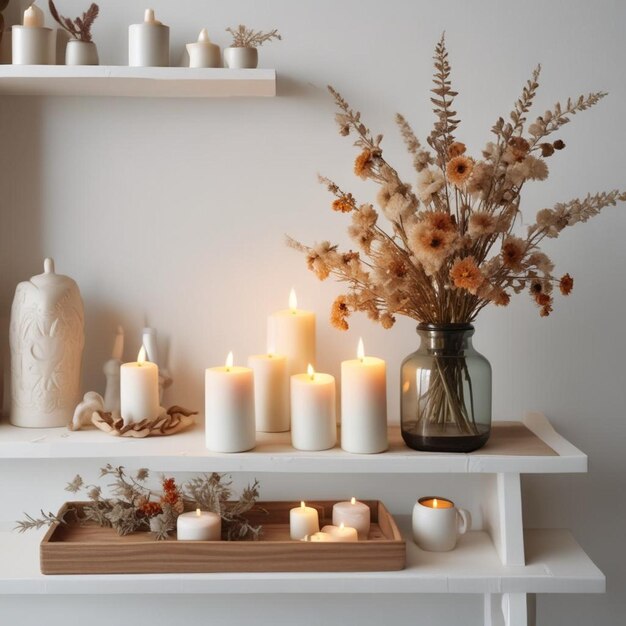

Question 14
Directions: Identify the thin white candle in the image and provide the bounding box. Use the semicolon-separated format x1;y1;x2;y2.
289;501;320;540
267;289;316;377
176;508;221;541
291;365;336;451
248;351;289;432
205;351;255;453
340;338;388;453
332;497;371;540
120;346;160;426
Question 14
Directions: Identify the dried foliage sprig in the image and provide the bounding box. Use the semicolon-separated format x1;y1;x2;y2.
48;1;99;43
16;467;263;541
226;24;281;48
289;35;625;331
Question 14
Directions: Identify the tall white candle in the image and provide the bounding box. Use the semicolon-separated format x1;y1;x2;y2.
340;338;388;454
289;501;320;540
291;365;336;451
205;352;255;453
176;509;221;541
248;352;289;432
267;289;316;377
332;497;371;540
120;346;160;425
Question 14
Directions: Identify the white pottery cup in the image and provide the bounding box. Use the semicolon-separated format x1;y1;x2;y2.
223;46;258;69
412;496;471;551
65;40;99;65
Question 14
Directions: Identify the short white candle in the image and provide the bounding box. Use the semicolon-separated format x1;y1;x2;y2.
291;365;336;451
248;352;289;432
23;4;45;28
205;351;255;453
332;497;371;540
289;501;320;540
341;338;388;454
321;523;358;542
268;289;316;377
120;346;160;426
176;508;221;541
301;531;336;543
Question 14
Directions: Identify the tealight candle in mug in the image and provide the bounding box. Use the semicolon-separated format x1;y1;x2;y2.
412;496;471;552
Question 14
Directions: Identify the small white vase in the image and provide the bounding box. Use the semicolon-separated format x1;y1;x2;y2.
223;46;258;69
65;40;99;66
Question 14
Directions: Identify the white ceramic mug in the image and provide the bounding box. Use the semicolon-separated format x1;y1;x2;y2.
412;496;471;551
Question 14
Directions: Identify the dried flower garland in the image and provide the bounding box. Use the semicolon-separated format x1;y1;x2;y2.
16;467;263;541
288;35;625;329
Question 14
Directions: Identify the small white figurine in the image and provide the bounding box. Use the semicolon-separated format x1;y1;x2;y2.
103;325;124;412
142;327;173;402
69;391;104;431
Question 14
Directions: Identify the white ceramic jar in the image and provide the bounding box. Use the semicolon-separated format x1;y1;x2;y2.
9;258;84;428
223;46;258;69
65;40;99;65
12;24;55;65
128;9;169;67
412;496;471;552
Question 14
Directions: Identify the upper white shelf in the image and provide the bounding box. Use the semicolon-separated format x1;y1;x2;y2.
0;523;604;595
0;412;587;474
0;65;276;98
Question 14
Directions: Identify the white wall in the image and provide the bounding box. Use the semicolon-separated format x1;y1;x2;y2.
1;0;625;624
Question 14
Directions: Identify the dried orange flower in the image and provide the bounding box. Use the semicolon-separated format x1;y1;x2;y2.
535;293;551;306
559;273;574;295
501;236;526;271
540;143;555;157
448;142;466;157
139;502;163;518
354;149;374;179
424;210;456;232
553;139;566;150
468;211;496;238
540;303;553;317
332;196;355;213
491;288;511;307
409;222;458;275
331;295;350;330
450;257;484;294
446;155;474;187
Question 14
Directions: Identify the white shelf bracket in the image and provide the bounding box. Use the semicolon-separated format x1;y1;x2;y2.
484;593;536;626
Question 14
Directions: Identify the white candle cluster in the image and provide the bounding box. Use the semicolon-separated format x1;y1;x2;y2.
292;499;371;543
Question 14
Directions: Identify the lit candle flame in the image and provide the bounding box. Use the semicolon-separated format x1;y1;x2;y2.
195;508;201;516
289;288;298;313
137;345;147;365
433;498;439;509
307;364;315;381
357;337;365;362
267;343;275;358
225;351;234;371
340;522;345;529
300;501;306;509
351;497;356;505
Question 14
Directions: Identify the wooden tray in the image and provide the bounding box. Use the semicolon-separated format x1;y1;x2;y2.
40;500;406;574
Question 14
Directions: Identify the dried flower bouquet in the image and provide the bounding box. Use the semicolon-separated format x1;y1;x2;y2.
289;36;625;437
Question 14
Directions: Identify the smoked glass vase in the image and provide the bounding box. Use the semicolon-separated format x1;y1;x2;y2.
400;324;491;453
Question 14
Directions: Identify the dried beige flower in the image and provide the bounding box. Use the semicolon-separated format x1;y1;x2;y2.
409;222;458;276
468;211;496;238
417;167;445;203
446;156;474;187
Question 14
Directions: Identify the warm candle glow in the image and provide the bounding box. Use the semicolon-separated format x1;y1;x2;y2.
340;522;345;529
195;508;201;516
433;498;439;508
289;288;298;313
225;351;234;371
300;501;305;509
137;345;147;365
357;337;365;361
351;497;356;505
307;364;315;381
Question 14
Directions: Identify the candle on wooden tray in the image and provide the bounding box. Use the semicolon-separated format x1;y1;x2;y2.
291;364;336;451
321;523;358;542
205;351;256;452
120;346;160;425
248;350;289;432
176;508;221;541
332;497;371;540
301;532;335;543
289;501;320;540
267;289;316;377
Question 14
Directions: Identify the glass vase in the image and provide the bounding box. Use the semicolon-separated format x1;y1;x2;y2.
400;324;491;452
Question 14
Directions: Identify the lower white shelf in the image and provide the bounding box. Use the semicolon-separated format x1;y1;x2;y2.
0;519;604;595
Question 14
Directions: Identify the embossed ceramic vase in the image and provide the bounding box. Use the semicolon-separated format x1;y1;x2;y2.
9;258;84;428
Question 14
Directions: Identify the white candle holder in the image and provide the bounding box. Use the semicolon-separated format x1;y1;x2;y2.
12;25;55;65
128;9;169;67
412;496;471;552
186;28;221;68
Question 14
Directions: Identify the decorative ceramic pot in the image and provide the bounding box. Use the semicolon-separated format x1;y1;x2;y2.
400;324;491;452
65;40;99;65
9;258;84;428
223;46;258;69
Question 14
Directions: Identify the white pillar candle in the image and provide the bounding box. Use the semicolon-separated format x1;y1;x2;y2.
291;365;336;451
205;352;255;453
302;531;336;542
267;289;316;377
128;8;169;67
23;4;44;28
120;346;160;425
341;338;388;454
176;508;221;541
332;497;371;540
13;4;55;66
289;501;320;540
248;352;289;432
321;523;358;542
